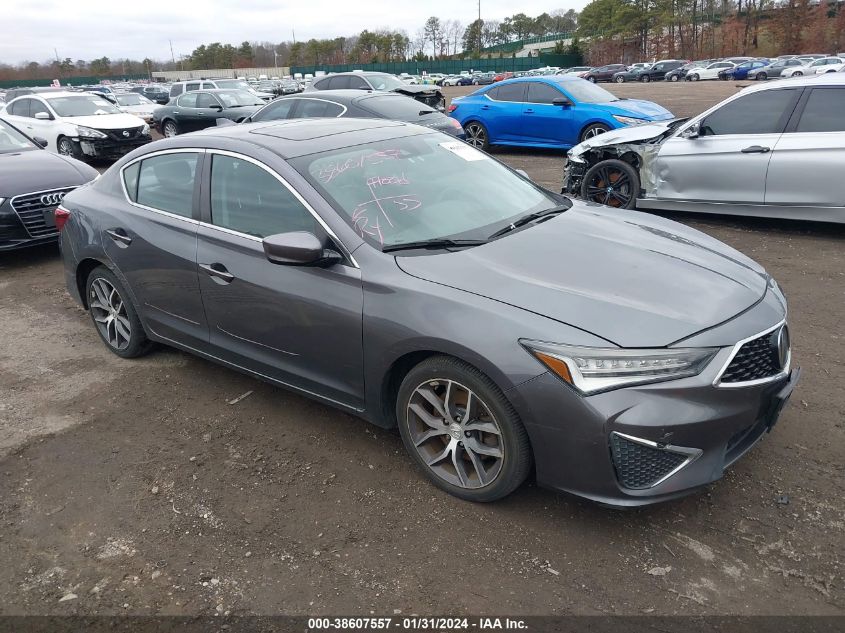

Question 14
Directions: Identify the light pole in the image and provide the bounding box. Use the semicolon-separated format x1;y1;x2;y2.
476;0;482;58
274;50;279;75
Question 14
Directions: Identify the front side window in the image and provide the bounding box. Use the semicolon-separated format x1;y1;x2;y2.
135;153;199;217
210;154;316;238
30;99;51;118
252;99;296;121
795;88;845;133
348;75;370;89
700;89;798;136
327;76;350;89
365;74;405;91
559;80;616;104
0;119;37;153
216;90;263;107
196;93;220;108
294;134;560;248
527;82;563;104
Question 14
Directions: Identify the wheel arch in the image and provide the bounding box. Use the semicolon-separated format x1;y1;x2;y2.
75;257;111;309
578;118;616;141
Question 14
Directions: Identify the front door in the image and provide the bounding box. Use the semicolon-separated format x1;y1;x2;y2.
195;151;365;409
104;150;209;347
653;88;800;204
521;81;575;147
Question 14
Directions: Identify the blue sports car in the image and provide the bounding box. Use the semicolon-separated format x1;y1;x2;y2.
448;76;674;150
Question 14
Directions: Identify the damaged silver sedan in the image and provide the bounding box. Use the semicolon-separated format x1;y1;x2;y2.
564;74;845;223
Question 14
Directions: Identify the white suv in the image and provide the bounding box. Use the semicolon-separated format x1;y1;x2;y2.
1;91;150;160
169;79;274;102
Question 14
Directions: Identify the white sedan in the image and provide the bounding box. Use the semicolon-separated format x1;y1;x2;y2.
0;91;150;160
809;57;845;74
114;92;156;123
686;61;736;81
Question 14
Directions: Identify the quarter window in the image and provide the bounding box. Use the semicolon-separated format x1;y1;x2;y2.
135;153;199;218
209;154;316;238
123;162;140;201
795;88;845;133
700;89;798;136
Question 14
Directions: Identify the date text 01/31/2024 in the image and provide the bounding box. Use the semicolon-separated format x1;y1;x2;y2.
306;617;528;630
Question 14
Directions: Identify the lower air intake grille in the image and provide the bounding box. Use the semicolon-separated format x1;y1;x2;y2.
610;433;689;489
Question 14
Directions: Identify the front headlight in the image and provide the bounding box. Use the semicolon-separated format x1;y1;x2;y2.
76;126;107;139
521;340;718;394
612;115;647;126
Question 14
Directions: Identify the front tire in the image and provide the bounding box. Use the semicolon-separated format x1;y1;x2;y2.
669;74;679;82
57;136;79;158
756;72;767;80
162;120;179;137
588;76;596;83
85;267;153;358
580;158;640;209
464;121;489;150
579;123;610;143
689;73;700;81
641;74;651;82
396;356;531;502
615;75;625;83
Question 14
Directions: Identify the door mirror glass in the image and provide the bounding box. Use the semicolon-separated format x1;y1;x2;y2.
34;111;51;120
33;136;48;148
552;97;571;107
263;231;341;267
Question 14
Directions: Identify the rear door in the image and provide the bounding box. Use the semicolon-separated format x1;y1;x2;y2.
173;93;201;131
250;98;297;122
654;87;800;204
764;86;845;210
195;151;364;409
480;82;527;143
106;150;208;347
521;81;576;147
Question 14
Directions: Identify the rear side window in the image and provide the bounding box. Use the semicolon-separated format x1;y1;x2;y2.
209;154;316;238
252;98;296;122
297;99;344;117
490;83;525;102
135;153;199;217
795;88;845;133
8;98;32;117
327;76;350;89
196;93;219;108
701;89;798;136
186;82;200;92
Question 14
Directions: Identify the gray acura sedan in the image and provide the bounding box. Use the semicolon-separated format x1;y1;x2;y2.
57;118;799;507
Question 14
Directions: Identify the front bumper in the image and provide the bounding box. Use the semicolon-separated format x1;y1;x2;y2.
508;344;800;507
73;135;152;160
562;160;586;195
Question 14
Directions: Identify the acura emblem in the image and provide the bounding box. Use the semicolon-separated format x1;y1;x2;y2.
40;192;66;206
122;130;130;137
777;324;790;369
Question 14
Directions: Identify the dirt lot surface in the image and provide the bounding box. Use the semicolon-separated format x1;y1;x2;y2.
1;81;843;617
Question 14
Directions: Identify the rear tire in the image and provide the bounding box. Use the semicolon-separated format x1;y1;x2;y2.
615;75;625;83
580;159;640;210
464;121;490;150
396;355;532;502
641;74;651;82
85;267;153;359
756;72;767;80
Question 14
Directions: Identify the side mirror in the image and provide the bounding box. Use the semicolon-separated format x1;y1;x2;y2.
34;111;51;120
210;104;223;112
515;168;531;180
33;137;49;148
215;118;236;127
263;231;342;267
682;122;701;139
552;97;572;107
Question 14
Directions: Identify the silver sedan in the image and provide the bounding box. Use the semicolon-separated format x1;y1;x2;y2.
564;74;845;223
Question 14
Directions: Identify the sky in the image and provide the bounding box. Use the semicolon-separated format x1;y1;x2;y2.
3;0;588;65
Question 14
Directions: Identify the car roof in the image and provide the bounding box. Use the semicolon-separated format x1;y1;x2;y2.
150;118;433;160
496;75;585;86
737;71;845;94
32;91;87;100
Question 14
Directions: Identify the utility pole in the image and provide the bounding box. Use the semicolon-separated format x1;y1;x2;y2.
169;40;176;65
477;0;482;58
292;29;296;44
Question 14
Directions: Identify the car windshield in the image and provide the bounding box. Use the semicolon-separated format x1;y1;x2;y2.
366;74;405;91
214;79;252;91
49;95;121;117
561;80;617;104
293;134;562;249
0;119;36;153
216;90;263;107
116;93;151;106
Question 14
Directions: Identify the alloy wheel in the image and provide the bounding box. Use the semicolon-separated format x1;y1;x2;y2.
58;138;74;156
406;379;504;489
163;121;178;137
582;125;608;140
615;76;624;83
465;123;486;148
89;277;132;351
585;165;634;208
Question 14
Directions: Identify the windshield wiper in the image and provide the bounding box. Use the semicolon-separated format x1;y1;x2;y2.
488;204;569;239
382;238;487;253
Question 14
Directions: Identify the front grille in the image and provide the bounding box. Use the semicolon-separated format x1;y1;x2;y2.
721;329;782;383
103;126;145;141
610;433;689;489
9;187;76;237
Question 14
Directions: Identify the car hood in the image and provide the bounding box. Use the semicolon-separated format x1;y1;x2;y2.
0;149;97;193
63;113;147;129
591;99;674;121
395;203;768;347
568;118;685;157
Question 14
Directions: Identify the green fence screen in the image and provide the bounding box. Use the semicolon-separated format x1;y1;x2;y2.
0;74;148;89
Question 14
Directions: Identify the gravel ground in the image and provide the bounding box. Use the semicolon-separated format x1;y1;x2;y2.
0;80;843;617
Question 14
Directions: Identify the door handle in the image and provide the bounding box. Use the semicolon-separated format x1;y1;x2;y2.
105;228;132;245
480;105;490;110
741;145;771;154
524;108;534;113
199;263;234;283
